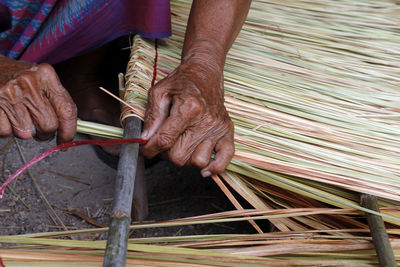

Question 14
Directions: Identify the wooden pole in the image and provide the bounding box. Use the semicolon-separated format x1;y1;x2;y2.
103;73;142;267
103;116;141;267
361;194;397;267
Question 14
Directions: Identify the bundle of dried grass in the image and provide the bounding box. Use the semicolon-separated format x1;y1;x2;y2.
2;208;399;266
122;0;400;229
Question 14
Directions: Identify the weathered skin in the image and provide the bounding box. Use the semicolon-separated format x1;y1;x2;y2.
0;0;251;177
141;0;251;177
0;55;77;144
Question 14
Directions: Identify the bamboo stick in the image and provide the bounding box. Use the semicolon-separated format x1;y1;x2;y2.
103;74;142;267
103;116;141;267
360;194;397;267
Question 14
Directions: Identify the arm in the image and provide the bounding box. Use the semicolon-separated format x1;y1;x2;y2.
182;0;251;69
141;0;251;177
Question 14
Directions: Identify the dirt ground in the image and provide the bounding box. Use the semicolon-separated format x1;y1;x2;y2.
0;133;254;238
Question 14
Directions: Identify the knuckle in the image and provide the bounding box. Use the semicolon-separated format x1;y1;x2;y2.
15;72;37;89
169;150;189;167
191;156;209;169
170;155;186;167
1;82;17;100
38;119;58;133
183;97;203;115
58;100;77;119
217;139;235;159
16;72;33;81
203;114;218;128
148;83;166;98
211;161;227;174
227;143;235;155
157;133;175;150
37;63;56;75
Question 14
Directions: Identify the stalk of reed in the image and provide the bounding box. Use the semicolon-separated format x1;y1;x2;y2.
76;120;123;139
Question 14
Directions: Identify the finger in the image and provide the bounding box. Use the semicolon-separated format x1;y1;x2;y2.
0;81;34;138
38;64;77;144
0;108;12;137
189;138;216;169
200;133;234;177
166;130;198;167
142;96;202;158
11;103;34;139
141;81;172;140
168;122;220;168
142;114;192;159
17;74;58;141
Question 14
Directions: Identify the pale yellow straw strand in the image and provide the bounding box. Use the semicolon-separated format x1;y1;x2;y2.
99;86;139;112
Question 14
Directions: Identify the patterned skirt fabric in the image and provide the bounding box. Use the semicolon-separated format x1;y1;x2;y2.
0;0;171;64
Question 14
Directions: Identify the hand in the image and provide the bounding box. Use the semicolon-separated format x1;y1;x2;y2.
141;57;234;177
0;56;77;143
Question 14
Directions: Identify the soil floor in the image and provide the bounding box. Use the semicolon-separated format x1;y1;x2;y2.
0;134;255;239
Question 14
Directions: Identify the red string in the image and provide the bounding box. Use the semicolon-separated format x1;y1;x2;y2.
0;138;147;199
151;39;158;87
0;256;5;267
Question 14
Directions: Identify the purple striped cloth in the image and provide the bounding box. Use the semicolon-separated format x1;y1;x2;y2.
0;0;171;64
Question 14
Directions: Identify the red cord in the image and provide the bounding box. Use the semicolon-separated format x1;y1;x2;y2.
0;138;147;199
151;39;158;87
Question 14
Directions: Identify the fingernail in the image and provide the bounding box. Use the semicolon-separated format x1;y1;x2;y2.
141;130;149;139
201;170;212;178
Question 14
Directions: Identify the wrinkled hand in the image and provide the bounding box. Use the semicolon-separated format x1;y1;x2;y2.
0;56;77;143
141;58;234;177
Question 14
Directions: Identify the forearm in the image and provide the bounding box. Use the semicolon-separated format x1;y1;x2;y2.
142;0;246;174
182;0;251;69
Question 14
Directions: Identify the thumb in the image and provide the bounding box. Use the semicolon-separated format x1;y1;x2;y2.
141;83;171;140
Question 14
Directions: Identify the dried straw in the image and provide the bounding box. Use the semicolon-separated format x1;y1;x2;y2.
122;0;400;227
4;1;400;265
2;209;399;266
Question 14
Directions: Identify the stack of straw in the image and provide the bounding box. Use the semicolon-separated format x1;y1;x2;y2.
2;0;400;265
123;0;400;227
2;210;400;266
